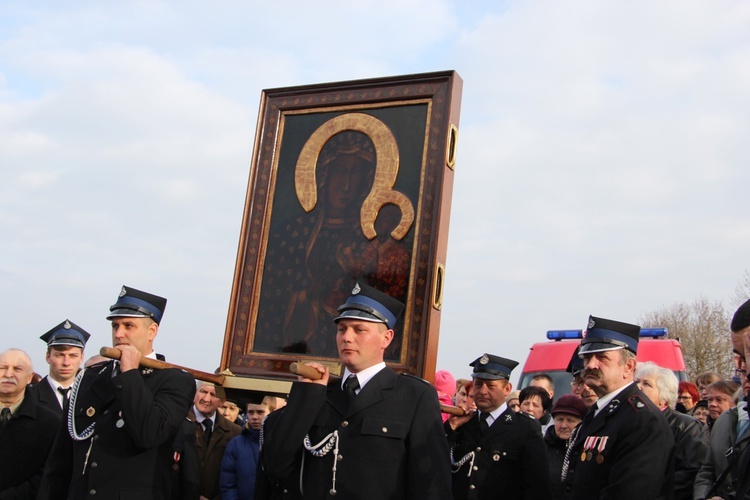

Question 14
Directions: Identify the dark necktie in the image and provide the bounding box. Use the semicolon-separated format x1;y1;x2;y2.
582;402;598;427
479;411;490;433
58;387;71;406
0;407;10;431
344;375;360;407
203;418;213;444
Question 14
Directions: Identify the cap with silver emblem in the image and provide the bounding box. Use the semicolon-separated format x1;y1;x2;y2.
40;319;91;349
106;285;167;324
469;353;518;380
578;315;640;355
333;282;404;328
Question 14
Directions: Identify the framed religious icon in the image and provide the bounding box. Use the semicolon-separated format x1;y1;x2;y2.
220;70;462;383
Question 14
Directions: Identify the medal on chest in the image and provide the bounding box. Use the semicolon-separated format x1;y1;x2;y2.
581;435;608;462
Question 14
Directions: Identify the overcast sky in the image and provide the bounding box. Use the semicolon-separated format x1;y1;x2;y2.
2;1;749;387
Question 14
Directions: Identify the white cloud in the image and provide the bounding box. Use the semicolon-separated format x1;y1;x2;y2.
1;1;749;382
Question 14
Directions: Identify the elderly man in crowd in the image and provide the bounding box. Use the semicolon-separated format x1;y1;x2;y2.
190;381;241;500
635;361;707;500
0;349;60;498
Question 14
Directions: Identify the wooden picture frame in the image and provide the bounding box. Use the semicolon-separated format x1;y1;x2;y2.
220;70;462;382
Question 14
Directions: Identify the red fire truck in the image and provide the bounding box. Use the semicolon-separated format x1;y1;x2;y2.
518;328;688;397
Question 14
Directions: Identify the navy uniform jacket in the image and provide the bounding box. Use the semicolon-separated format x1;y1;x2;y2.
29;376;65;418
259;367;452;500
445;407;550;500
38;360;195;500
0;386;60;499
561;382;675;500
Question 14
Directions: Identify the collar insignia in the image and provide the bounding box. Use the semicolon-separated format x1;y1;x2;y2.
608;399;620;413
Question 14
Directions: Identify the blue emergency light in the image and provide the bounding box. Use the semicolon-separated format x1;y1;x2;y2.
546;330;583;340
546;327;668;341
638;327;668;338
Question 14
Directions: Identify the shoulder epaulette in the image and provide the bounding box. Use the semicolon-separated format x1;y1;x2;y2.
401;373;429;385
627;394;649;413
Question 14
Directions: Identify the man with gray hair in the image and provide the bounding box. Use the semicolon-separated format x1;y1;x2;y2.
635;361;707;500
0;348;60;498
190;380;240;500
561;316;674;499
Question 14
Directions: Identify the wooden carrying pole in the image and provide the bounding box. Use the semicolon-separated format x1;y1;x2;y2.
289;362;466;416
100;347;226;386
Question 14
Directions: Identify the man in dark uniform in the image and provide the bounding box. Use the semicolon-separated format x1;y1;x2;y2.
38;285;196;500
560;316;674;500
259;281;452;500
446;354;550;499
31;320;90;418
0;348;60;498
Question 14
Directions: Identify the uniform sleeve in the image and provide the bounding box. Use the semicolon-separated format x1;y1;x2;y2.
113;368;195;449
260;382;327;481
600;410;675;499
520;418;551;500
406;383;453;500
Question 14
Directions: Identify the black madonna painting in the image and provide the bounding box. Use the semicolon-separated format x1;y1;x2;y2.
222;71;462;380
